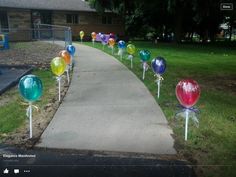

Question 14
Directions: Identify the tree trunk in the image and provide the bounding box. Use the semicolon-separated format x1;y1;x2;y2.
229;23;233;42
173;6;183;43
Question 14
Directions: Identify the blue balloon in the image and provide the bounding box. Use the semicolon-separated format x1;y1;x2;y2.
19;75;43;102
139;50;151;62
118;40;126;49
66;45;76;56
151;56;166;75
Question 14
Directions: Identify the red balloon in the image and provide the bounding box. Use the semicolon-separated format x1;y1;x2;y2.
176;79;200;108
109;33;115;39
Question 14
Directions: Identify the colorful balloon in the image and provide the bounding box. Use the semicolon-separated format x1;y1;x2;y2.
66;45;76;56
51;57;66;76
176;79;200;108
59;50;71;65
19;75;43;102
91;32;97;39
98;32;102;36
80;31;84;39
118;40;126;49
151;56;166;75
100;34;106;42
139;50;151;62
108;38;115;47
109;33;115;39
127;44;136;55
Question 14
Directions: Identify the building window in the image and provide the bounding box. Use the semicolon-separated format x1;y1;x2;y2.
66;14;79;24
32;10;52;26
102;16;112;24
0;11;9;31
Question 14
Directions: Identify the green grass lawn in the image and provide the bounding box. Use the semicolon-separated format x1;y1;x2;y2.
84;41;236;177
0;69;56;137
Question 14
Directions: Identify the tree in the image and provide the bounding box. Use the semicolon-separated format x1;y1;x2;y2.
88;0;236;42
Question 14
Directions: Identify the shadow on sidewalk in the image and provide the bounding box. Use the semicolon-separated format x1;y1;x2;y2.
0;144;196;177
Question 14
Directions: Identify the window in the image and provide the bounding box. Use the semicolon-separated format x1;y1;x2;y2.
102;16;106;24
0;11;9;31
32;10;52;25
102;16;112;24
66;14;79;24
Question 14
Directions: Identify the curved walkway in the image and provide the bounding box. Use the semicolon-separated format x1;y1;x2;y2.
37;43;176;154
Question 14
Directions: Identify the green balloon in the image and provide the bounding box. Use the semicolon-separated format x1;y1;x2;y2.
139;50;151;62
19;75;43;102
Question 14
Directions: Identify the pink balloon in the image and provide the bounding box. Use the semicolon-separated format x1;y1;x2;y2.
176;79;200;108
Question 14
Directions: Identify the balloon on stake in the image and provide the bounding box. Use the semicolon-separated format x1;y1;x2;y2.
80;31;84;43
108;38;115;54
59;50;71;84
91;32;97;46
66;45;76;56
151;56;166;98
126;44;136;69
100;34;107;50
51;57;66;102
109;33;115;39
118;40;126;60
139;50;151;80
19;75;43;139
175;79;201;141
66;45;76;70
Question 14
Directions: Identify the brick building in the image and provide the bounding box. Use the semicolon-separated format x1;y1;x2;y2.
0;0;124;41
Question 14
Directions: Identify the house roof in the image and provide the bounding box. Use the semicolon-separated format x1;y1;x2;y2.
0;0;95;12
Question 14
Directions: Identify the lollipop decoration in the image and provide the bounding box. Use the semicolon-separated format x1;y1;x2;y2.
109;33;115;39
139;50;151;80
19;75;43;138
100;34;107;50
59;50;71;84
66;45;76;70
51;57;66;101
108;38;115;54
118;40;126;60
91;32;97;46
80;31;84;43
151;56;166;98
175;79;201;141
66;45;75;56
126;44;136;69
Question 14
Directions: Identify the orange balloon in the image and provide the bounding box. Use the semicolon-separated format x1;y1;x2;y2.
59;50;71;65
108;38;115;46
91;32;96;39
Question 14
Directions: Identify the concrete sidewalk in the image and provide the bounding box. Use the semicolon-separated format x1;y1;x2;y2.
37;43;176;154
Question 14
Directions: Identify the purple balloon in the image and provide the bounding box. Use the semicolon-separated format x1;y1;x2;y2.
100;34;106;42
151;56;166;75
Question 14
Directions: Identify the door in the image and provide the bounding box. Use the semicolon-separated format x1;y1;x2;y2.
31;10;52;39
0;11;9;32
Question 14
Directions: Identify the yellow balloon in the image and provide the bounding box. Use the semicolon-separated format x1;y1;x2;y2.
80;31;84;39
127;44;136;55
51;57;66;76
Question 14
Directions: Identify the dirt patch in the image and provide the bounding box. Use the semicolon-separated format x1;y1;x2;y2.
193;74;236;95
202;75;236;95
0;41;63;69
